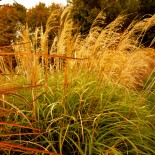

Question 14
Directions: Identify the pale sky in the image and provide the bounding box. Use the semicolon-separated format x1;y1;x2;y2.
0;0;67;8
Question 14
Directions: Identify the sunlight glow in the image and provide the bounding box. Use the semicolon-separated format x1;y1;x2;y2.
0;0;67;8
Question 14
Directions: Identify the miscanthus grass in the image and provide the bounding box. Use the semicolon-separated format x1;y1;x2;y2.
0;6;155;155
0;69;155;154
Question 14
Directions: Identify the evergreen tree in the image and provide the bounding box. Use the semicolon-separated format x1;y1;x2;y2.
139;0;155;15
71;0;106;34
71;0;140;34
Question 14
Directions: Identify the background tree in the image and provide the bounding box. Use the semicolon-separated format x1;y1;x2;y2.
0;1;63;49
71;0;139;34
138;0;155;47
0;3;26;46
13;2;26;24
70;0;155;47
101;0;122;25
71;0;104;34
139;0;155;15
0;3;26;71
26;2;63;50
118;0;140;28
26;2;50;32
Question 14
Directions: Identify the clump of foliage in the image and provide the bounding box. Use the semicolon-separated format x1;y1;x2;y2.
70;0;140;34
0;2;155;155
0;3;26;46
0;69;155;154
139;0;155;15
70;0;155;46
0;2;63;48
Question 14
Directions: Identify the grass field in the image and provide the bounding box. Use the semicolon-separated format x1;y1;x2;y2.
0;7;155;155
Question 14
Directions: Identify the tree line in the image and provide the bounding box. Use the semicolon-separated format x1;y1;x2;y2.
70;0;155;33
70;0;155;47
0;2;63;47
0;0;155;48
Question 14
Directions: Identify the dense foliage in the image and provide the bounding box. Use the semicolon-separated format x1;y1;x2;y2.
0;1;155;154
71;0;155;35
1;0;155;47
26;2;50;32
0;4;26;46
139;0;155;15
0;2;63;48
1;70;155;154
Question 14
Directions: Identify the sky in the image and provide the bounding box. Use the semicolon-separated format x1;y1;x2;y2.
0;0;67;8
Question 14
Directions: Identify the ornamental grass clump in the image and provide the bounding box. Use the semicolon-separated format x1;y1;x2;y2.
0;6;155;155
75;13;155;89
0;70;155;154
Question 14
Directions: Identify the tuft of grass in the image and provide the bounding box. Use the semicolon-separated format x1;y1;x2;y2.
1;70;155;154
0;6;155;155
